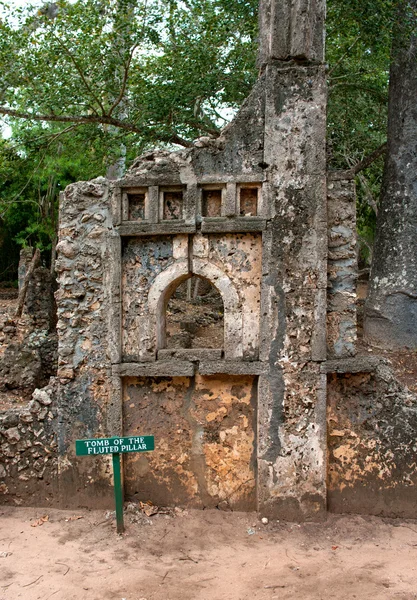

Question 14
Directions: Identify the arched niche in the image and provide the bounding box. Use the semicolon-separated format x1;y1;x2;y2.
148;259;243;359
166;275;224;349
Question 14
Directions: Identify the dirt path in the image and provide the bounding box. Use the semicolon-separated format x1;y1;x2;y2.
1;506;417;600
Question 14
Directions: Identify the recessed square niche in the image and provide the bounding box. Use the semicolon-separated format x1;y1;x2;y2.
238;185;259;216
122;187;148;221
161;187;184;220
201;187;223;217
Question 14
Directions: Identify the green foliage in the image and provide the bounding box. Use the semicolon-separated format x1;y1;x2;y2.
0;0;258;144
327;0;394;261
0;0;259;272
327;0;392;168
0;0;397;273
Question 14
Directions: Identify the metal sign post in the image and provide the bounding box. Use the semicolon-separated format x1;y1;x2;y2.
75;435;155;534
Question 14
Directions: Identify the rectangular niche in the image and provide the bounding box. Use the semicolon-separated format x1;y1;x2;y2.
122;374;257;510
160;187;184;221
238;184;260;216
122;187;148;221
201;185;224;217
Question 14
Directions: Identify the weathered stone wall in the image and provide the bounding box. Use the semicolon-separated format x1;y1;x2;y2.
0;383;58;506
2;0;416;522
326;358;417;517
0;249;59;507
123;374;256;510
0;262;58;402
122;232;262;362
256;62;328;520
26;266;57;332
327;177;357;358
206;233;262;360
122;236;176;361
50;0;330;518
54;179;117;507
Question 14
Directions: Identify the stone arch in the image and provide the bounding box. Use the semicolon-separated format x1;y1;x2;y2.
148;260;189;351
148;258;243;358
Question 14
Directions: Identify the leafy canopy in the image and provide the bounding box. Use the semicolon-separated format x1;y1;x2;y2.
0;0;395;268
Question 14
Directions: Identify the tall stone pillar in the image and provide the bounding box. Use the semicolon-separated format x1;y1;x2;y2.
257;0;328;520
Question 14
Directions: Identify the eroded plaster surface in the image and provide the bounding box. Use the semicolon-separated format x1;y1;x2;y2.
122;233;262;362
327;362;417;517
123;375;256;510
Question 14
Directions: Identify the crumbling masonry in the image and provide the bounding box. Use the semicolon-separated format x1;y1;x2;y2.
1;0;416;519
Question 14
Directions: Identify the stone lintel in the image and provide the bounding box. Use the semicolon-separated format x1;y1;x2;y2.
201;217;267;234
115;176;183;188
113;361;195;377
158;349;223;361
115;174;266;188
117;222;196;236
199;361;267;375
198;174;266;184
321;356;383;374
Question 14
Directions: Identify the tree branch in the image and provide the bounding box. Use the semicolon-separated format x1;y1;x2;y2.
50;32;106;115
0;106;193;147
357;172;379;215
350;142;387;175
328;142;387;180
108;43;138;117
329;82;388;103
328;35;361;78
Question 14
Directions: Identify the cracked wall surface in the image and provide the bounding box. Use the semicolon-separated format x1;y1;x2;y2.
327;359;417;517
123;374;256;510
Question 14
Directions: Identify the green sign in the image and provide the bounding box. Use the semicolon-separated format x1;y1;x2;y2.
75;434;155;535
75;435;154;456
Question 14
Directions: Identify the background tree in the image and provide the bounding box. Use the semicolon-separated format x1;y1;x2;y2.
0;0;396;284
364;0;417;348
0;0;259;273
326;0;393;264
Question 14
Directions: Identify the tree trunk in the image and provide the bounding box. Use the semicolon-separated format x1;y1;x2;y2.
15;248;41;318
364;1;417;348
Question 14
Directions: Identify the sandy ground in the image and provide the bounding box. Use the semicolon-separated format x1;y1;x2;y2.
1;506;417;600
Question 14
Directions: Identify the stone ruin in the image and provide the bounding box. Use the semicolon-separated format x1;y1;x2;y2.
0;248;57;502
1;0;416;519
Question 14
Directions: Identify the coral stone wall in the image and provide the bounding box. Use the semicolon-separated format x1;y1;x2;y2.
54;179;118;507
326;359;417;517
50;54;329;518
121;232;262;362
327;178;357;358
0;384;58;506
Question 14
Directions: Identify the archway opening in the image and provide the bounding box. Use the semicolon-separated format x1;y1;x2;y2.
165;275;224;349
